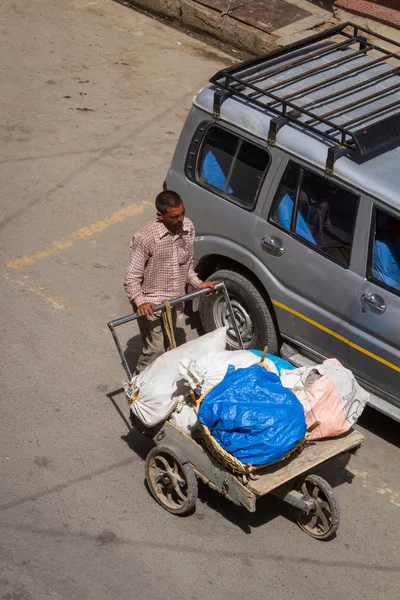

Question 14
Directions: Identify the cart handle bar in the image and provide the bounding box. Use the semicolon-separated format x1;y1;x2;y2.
107;282;244;381
108;282;225;328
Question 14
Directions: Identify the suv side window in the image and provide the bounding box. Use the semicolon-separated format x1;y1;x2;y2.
270;161;359;267
369;208;400;295
197;126;270;210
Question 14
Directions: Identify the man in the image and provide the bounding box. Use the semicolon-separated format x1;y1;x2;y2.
124;190;217;373
298;181;348;248
374;216;400;291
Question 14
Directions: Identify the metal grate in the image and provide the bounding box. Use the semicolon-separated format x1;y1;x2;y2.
209;22;400;172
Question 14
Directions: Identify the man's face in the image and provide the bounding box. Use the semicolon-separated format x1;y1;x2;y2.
158;203;185;234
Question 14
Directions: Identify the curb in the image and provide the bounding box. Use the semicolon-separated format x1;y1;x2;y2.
122;0;334;54
122;0;400;55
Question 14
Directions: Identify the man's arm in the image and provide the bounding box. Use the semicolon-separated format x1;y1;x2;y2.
187;266;202;289
323;205;348;244
124;236;148;307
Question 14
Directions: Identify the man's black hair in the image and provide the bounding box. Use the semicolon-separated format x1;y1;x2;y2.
155;191;183;214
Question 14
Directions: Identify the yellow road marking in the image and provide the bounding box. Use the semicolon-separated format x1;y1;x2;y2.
272;299;400;373
6;201;151;269
3;272;71;310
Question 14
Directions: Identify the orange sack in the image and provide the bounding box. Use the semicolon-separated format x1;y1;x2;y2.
280;359;369;440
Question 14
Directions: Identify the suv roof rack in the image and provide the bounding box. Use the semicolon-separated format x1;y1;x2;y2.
210;22;400;174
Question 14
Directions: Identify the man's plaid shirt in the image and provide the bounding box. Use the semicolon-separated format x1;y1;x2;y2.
124;217;202;308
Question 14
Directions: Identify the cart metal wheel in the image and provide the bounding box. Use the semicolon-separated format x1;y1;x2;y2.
145;446;198;515
296;475;340;540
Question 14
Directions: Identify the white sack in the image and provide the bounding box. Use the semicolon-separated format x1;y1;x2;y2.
169;397;198;436
128;327;227;427
178;349;278;396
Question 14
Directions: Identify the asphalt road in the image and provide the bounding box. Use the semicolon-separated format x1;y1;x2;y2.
1;1;399;599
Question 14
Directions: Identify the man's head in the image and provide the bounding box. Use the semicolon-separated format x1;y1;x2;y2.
156;190;185;233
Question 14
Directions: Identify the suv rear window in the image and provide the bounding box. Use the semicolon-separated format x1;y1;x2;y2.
270;162;359;267
197;126;270;210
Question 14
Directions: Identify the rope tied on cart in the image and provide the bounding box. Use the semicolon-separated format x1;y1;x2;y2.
162;299;177;350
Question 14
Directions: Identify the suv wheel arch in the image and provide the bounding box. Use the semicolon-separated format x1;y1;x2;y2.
196;255;281;351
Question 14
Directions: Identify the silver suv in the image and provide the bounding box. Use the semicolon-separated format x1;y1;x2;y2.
166;23;400;422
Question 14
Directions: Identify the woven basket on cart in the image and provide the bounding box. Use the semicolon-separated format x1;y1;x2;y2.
193;349;309;476
194;409;306;475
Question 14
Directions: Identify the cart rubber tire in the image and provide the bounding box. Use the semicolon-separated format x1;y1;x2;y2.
199;269;278;352
145;445;198;516
296;474;340;540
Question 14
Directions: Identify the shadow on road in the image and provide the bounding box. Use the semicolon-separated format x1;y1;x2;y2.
123;333;142;375
107;388;131;431
196;479;284;534
119;425;284;533
121;427;153;461
118;421;356;535
357;406;399;448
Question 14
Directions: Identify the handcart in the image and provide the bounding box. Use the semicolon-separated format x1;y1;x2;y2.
108;284;364;540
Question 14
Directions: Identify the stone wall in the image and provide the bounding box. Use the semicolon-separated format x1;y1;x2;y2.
123;0;278;54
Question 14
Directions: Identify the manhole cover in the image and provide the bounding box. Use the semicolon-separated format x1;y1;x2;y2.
231;0;311;33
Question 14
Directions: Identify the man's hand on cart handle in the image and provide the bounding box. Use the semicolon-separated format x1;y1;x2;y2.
197;280;219;294
137;302;155;318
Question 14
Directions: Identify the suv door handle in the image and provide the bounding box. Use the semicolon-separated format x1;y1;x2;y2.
361;293;386;314
261;236;284;257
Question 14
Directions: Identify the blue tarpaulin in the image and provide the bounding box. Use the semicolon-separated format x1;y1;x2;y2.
198;365;306;466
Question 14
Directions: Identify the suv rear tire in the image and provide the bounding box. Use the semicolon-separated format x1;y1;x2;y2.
199;269;278;352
